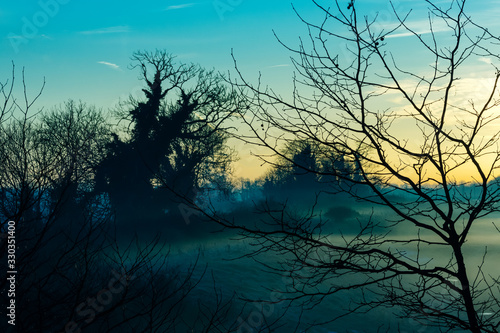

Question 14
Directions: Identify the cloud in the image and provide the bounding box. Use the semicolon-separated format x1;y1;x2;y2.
385;30;447;39
98;61;121;71
7;34;52;40
165;3;195;10
383;19;450;39
385;27;449;39
385;31;418;39
478;57;492;65
267;64;291;69
80;26;130;35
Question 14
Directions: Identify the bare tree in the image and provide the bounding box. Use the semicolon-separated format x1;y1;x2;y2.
0;63;17;125
218;0;500;331
0;65;46;225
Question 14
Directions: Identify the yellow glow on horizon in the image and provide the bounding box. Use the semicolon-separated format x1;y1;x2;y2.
230;72;500;185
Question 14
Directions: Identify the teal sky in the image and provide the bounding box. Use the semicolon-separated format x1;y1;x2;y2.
2;0;499;109
2;0;500;179
1;0;320;109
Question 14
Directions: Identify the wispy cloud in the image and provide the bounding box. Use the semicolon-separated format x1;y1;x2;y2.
80;26;130;35
7;34;52;40
382;19;450;39
165;3;195;11
478;57;492;65
267;64;291;69
98;61;121;71
385;31;418;39
385;30;449;39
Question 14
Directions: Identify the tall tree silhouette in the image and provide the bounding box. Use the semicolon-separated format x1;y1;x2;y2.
96;50;240;229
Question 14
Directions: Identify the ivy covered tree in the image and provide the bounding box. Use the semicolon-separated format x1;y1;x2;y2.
95;50;241;230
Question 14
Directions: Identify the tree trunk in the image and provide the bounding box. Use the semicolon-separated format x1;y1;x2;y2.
453;243;480;332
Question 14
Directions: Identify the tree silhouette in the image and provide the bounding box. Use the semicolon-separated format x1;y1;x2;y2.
218;0;500;331
263;140;360;207
263;141;319;202
95;50;240;231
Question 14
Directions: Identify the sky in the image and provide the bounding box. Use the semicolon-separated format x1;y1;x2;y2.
2;0;500;180
1;0;311;109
